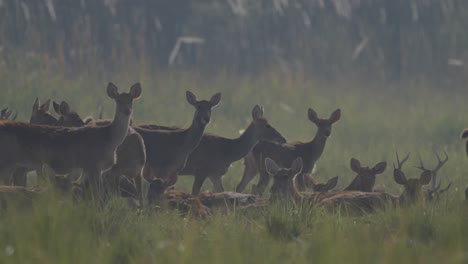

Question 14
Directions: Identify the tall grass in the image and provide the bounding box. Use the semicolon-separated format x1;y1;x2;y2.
1;64;468;263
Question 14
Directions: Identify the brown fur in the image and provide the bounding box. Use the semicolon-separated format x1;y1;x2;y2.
237;108;341;195
137;91;221;193
0;83;141;198
343;158;387;192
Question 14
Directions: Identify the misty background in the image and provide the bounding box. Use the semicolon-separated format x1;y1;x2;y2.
1;0;467;86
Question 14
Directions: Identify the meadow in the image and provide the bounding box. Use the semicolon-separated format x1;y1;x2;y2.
1;61;468;263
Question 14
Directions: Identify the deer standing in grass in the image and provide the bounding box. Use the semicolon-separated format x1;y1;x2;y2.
236;108;341;195
48;100;146;205
135;91;221;195
138;106;286;195
0;83;141;197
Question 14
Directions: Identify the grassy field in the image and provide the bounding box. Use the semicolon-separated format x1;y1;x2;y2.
1;63;468;263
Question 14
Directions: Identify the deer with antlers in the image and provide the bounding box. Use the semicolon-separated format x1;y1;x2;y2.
236;108;341;195
0;83;141;198
415;150;451;201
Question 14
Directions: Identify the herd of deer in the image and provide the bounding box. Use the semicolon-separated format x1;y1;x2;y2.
0;83;466;215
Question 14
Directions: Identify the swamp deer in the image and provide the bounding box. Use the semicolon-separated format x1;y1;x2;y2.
0;83;141;197
265;154;432;212
135;91;221;190
343;158;387;192
415;150;451;201
317;153;433;211
49;100;146;205
143;105;286;195
236;108;341;195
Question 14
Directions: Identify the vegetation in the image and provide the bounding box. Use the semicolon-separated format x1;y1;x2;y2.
0;61;468;262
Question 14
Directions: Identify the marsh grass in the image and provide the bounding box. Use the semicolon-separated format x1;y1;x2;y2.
1;62;468;263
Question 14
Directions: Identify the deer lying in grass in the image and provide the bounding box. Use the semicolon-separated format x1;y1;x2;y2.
49;100;146;206
265;154;432;212
135;91;221;191
236;108;341;195
415;150;451;201
0;83;141;199
343;158;387;192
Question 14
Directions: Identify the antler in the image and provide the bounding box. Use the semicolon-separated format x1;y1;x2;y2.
418;149;450;199
393;152;410;170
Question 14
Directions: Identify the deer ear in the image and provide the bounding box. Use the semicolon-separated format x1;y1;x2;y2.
329;109;341;123
419;170;432;185
325;176;339;190
186;91;197;105
308;108;319;123
252;105;263;121
393;169;407;185
0;108;6;117
41;99;51;112
290;157;303;176
60;101;71;115
372;162;387;174
265;158;280;177
209;92;221;107
107;82;119;99
32;98;40;112
130;83;142;99
350;158;361;173
53;101;61;115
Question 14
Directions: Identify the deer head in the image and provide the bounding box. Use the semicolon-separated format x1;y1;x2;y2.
147;178;175;205
416;150;450;201
394;168;431;204
30;98;58;125
53;101;86;127
266;157;303;201
304;175;338;192
344;158;387;192
251;105;287;144
308;108;341;138
186;91;221;126
106;82;142;117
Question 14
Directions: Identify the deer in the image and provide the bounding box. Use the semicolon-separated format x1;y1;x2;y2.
415;150;451;201
178;105;285;194
141;105;286;195
342;158;387;192
135;91;221;194
265;153;432;212
317;152;433;211
0;83;141;199
236;108;341;195
46;100;146;206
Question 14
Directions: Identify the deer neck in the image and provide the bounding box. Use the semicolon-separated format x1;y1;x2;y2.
183;114;207;152
228;122;259;161
109;104;131;149
305;132;328;160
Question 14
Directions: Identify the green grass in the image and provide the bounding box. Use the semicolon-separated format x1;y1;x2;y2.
1;62;468;263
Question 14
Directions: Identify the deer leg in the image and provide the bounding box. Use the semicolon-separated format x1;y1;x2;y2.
253;171;270;196
82;167;103;202
0;167;15;185
192;174;207;195
134;171;143;207
210;175;224;193
236;157;259;193
11;167;28;186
